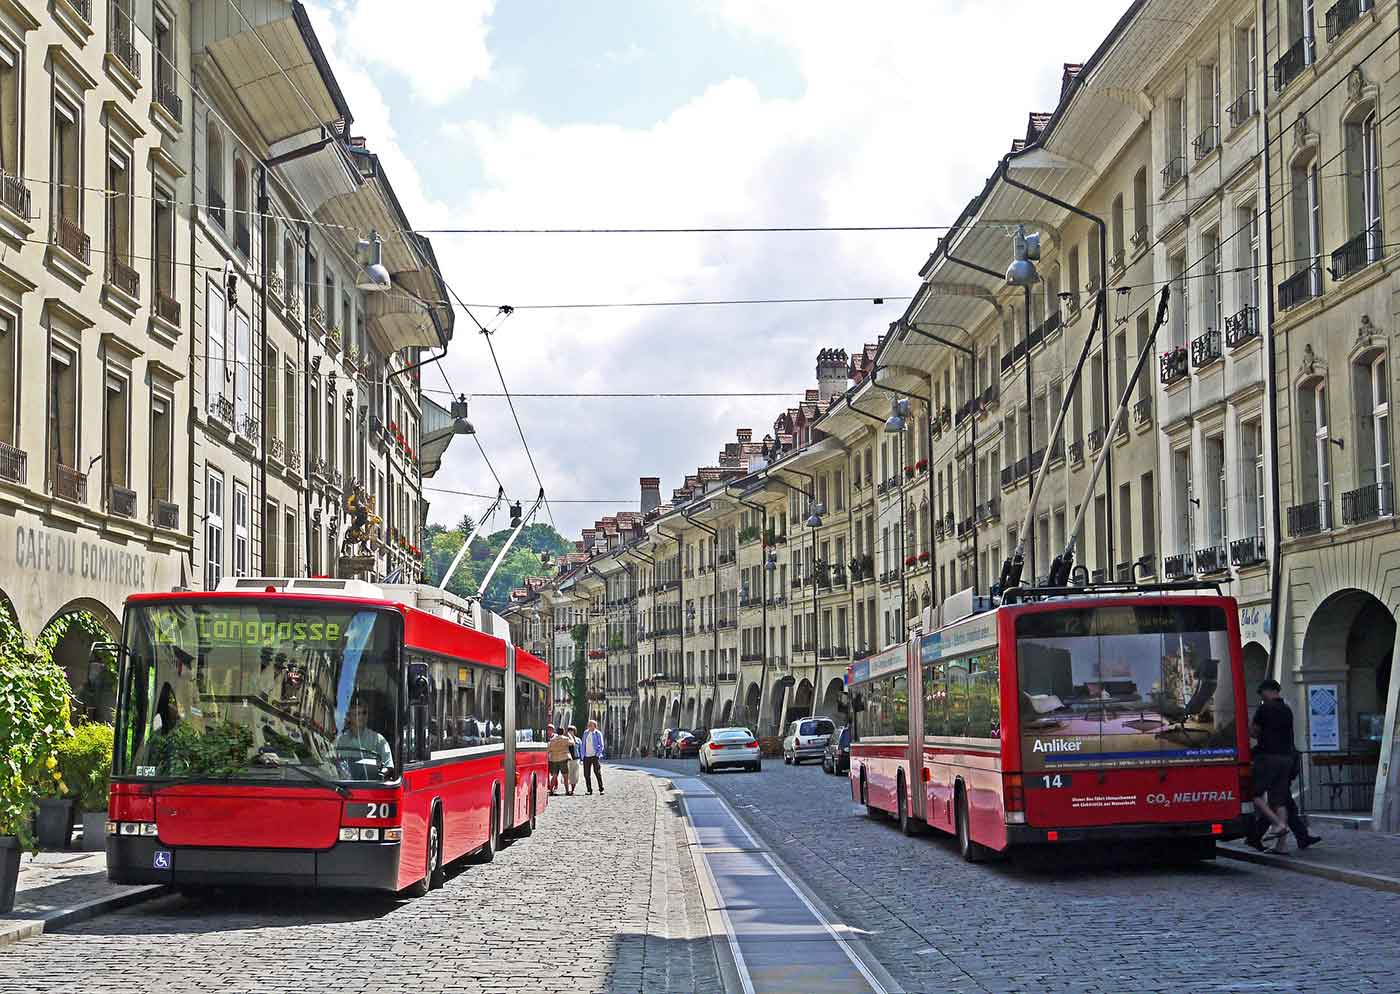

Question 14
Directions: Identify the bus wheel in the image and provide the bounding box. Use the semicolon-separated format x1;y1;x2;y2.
861;775;881;820
478;795;499;864
518;784;537;838
955;789;986;863
897;780;917;836
428;811;445;889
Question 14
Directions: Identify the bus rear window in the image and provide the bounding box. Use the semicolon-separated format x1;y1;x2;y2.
1014;604;1237;771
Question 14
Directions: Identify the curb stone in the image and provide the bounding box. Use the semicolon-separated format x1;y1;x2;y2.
1218;843;1400;894
0;884;169;948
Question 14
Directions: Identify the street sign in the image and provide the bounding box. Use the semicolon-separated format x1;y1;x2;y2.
338;555;376;578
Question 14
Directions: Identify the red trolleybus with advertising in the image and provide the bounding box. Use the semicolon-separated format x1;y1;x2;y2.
849;584;1252;861
104;577;550;895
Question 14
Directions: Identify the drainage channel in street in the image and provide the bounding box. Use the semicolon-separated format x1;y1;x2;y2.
650;769;896;994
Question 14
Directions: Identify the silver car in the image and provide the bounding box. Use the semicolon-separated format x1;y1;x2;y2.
783;716;836;765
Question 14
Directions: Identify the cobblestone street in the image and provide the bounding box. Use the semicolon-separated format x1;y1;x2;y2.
646;758;1400;994
0;770;719;994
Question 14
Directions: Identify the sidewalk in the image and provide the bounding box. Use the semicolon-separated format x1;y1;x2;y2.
0;850;166;947
1220;825;1400;893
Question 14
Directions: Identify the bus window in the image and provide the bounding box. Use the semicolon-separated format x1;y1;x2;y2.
966;653;999;739
946;658;971;737
891;673;909;736
922;660;946;737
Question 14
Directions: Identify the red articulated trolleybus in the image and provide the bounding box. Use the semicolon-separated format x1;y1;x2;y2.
104;577;550;895
848;582;1253;862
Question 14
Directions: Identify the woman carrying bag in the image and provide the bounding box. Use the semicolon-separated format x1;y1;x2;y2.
566;724;582;795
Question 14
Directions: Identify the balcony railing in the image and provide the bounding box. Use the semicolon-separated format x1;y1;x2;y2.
209;394;234;426
153;499;179;530
108;9;141;77
155;75;182;122
1191;329;1222;368
108;484;136;518
154;288;180;325
238;413;259;441
1230;535;1266;567
1068;439;1084;463
1160;155;1185;191
1132;397;1153;427
53;215;90;264
1326;0;1367;42
0;440;25;483
1287;500;1330;536
1342;482;1391;525
980;383;999;411
1274;37;1310;92
1278;262;1321;310
977;498;1000;523
107;255;139;297
1164;552;1193;579
286;449;301;472
54;463;87;504
1014;456;1028;480
1029;447;1045;472
1227;89;1256;129
207;189;225;228
1088;427;1106;452
1194;545;1229;575
1160;346;1189;385
1192;124;1219;160
1330;223;1382;282
0;169;30;219
1225;305;1258;348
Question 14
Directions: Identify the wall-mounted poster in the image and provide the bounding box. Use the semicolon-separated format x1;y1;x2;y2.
1307;684;1340;752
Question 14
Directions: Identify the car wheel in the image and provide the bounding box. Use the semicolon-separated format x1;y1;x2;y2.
751;761;761;772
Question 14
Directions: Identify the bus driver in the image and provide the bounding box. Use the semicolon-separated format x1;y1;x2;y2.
336;694;394;775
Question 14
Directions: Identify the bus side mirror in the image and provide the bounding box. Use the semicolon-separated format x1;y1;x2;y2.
408;662;431;705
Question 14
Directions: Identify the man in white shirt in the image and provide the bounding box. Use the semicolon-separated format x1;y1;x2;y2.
580;718;606;795
335;695;393;777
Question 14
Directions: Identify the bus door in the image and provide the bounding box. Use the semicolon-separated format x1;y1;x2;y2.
906;639;926;822
503;643;517;829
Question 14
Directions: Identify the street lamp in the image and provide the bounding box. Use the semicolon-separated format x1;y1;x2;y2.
1005;224;1041;287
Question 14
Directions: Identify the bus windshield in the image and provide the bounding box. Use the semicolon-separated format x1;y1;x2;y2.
116;600;401;784
1014;603;1237;771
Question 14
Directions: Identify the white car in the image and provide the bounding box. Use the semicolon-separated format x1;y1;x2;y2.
783;716;836;765
698;727;761;773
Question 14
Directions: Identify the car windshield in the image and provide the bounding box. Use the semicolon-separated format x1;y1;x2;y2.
800;719;834;736
1015;603;1237;771
713;728;751;741
116;600;401;784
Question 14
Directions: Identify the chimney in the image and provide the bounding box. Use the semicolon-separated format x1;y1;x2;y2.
816;348;849;404
640;477;661;514
736;427;753;443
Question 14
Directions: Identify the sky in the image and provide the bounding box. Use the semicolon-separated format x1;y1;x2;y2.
305;0;1129;541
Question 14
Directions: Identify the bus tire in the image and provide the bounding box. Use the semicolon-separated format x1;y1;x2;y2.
517;782;536;838
861;772;881;820
428;807;446;889
477;793;499;864
897;778;918;836
955;788;987;863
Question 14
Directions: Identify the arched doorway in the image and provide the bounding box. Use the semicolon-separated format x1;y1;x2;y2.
819;677;844;718
720;699;733;726
1243;642;1270;699
1300;588;1395;815
701;697;714;732
685;696;696;729
768;678;787;735
785;679;814;726
669;697;681;730
44;600;121;723
742;682;761;731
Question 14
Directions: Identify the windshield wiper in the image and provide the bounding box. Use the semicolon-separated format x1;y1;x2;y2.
278;762;351;798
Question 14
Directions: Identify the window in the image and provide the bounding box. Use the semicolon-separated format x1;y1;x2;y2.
103;371;130;497
206;282;227;415
1290;160;1322;294
153;6;175;94
1136;311;1151;406
1173;448;1193;554
325;390;336;473
233;311;250;435
150;393;172;505
1141;472;1156;560
1232;24;1257;121
1196;62;1219;156
1114;332;1128;425
1168;251;1188;349
47;342;78;490
264;500;279;575
0;40;19;181
284;364;297;460
1090;351;1106;432
1067;247;1080;305
1354;354;1392;515
1132;168;1148;242
282;235;297;308
1285;0;1316;64
326;268;337;329
1111;194;1125;263
153;187;175;303
232;481;248;577
233;158;249;256
1093;495;1108;573
0;311;13;447
1087;227;1101;290
1165;94;1186;182
1119;483;1132;572
264;345;278;443
1205;435;1226;545
1237;201;1260;310
52;96;80;226
284;508;297;576
309;375;320;463
1344;110;1382;263
205;124;224;225
1202;230;1222;336
1241;420;1264;544
106;145;132;272
206;467;224;589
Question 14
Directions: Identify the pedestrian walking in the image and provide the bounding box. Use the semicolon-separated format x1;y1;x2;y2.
546;724;571;796
566;725;582;794
1246;679;1301;853
580;718;606;795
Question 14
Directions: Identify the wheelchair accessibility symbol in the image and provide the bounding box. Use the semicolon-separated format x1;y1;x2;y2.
153;851;171;870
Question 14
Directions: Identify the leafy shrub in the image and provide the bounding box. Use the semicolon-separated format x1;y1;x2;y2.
57;723;114;812
0;615;74;842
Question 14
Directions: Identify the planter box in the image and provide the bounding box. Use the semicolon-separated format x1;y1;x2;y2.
0;836;19;913
35;797;75;850
80;810;107;851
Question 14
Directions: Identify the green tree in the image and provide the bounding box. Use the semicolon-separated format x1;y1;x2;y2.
422;519;571;608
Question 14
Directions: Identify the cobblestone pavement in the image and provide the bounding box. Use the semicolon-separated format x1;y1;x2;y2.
647;757;1400;994
0;769;720;994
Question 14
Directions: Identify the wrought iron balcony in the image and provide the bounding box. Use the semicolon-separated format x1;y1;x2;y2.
54;463;87;504
1278;263;1321;310
155;289;180;325
1326;0;1366;42
1132;224;1150;249
1230;535;1266;567
155;75;182;122
153;499;180;530
977;498;1000;523
108;484;137;518
1274;37;1309;92
0;169;30;219
1225;305;1258;348
238;413;259;441
1088;428;1106;452
1160;155;1185;191
956;517;975;539
1227;89;1256;129
1068;439;1084;463
209;394;234;426
1030;447;1045;472
1014;456;1028;480
1287;500;1330;536
286;449;301;472
1133;397;1153;427
1191;329;1222;368
1342;482;1391;525
1115;563;1134;582
108;8;141;77
1194;544;1229;575
1192;124;1219;160
1330;223;1382;282
1000;465;1014;488
980;383;999;411
1164;552;1193;579
107;255;139;297
0;440;25;483
1000;352;1014;374
1160;346;1189;385
53;215;90;264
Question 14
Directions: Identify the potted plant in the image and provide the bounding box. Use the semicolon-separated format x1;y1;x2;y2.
57;723;114;852
0;615;74;909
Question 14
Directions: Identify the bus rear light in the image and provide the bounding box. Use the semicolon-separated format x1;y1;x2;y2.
1046;831;1060;842
1211;824;1224;835
1004;774;1025;813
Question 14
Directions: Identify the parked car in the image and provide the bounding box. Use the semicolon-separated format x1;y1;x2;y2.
783;716;836;765
673;731;701;758
699;727;761;773
661;728;692;758
655;728;676;756
822;725;851;774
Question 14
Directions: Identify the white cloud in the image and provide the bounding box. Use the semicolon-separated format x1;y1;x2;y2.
313;1;1127;538
341;0;494;105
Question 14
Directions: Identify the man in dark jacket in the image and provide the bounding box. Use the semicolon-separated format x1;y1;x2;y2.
1245;680;1321;852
